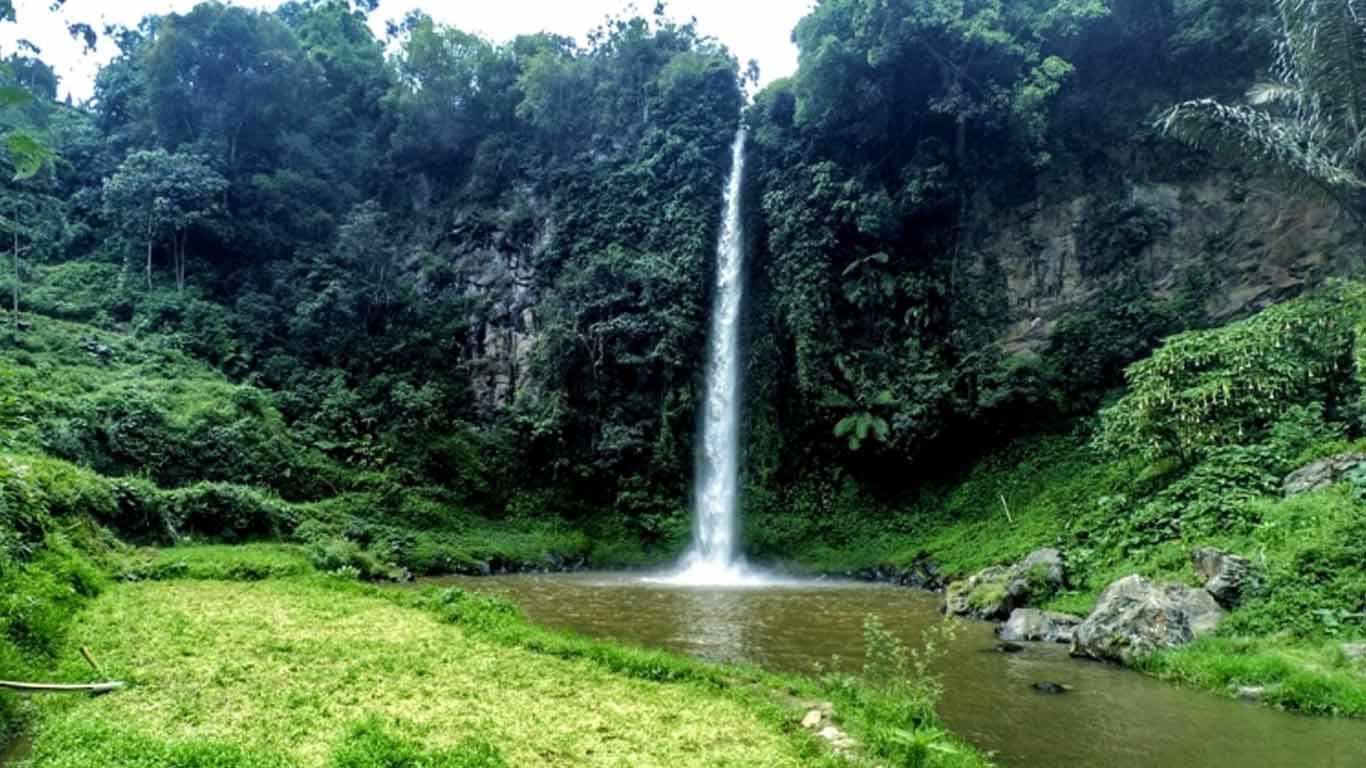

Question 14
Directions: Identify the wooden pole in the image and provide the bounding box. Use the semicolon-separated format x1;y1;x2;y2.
79;646;105;679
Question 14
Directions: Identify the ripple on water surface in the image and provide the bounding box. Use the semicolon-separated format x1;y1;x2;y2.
423;572;1366;768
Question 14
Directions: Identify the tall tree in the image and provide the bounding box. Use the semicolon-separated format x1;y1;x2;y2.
102;149;227;291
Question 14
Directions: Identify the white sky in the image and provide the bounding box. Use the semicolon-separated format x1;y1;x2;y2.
1;0;812;102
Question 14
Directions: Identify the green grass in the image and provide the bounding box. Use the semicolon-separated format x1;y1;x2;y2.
115;543;316;582
16;574;987;768
1139;637;1366;717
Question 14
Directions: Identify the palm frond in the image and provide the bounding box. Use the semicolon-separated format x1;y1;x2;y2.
1160;0;1366;209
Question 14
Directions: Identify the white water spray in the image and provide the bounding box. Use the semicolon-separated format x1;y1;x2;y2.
665;128;766;587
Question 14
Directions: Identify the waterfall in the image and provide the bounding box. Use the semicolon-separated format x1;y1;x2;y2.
667;127;764;587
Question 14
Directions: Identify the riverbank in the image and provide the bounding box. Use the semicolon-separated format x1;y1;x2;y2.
743;430;1366;718
4;548;987;768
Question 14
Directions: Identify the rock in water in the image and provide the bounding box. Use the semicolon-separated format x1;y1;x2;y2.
945;549;1067;620
995;641;1026;654
1032;682;1071;694
1190;548;1253;608
1070;574;1224;664
1000;609;1085;643
1235;685;1268;702
1282;453;1366;496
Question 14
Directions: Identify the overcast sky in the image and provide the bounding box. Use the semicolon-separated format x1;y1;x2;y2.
1;0;812;102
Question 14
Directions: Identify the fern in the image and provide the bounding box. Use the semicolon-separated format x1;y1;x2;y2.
834;412;890;451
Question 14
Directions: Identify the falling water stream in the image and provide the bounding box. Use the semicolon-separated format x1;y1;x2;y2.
667;127;763;587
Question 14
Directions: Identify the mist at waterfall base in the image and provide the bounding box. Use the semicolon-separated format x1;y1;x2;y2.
651;128;773;588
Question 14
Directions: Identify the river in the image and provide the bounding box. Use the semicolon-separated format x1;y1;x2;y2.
427;573;1366;767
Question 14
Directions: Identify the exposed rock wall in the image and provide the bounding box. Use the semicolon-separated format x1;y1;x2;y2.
456;194;551;413
967;173;1364;356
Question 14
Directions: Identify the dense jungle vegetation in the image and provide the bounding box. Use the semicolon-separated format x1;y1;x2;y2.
1;0;1364;765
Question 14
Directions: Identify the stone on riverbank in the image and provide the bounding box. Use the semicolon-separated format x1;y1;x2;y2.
945;548;1066;620
1000;608;1084;643
1070;574;1224;664
1191;548;1253;608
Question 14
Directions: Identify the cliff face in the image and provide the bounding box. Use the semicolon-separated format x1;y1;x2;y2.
454;194;550;413
968;172;1363;356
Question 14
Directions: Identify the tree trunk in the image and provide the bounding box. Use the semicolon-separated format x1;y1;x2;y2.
174;229;187;294
11;223;18;333
146;238;154;291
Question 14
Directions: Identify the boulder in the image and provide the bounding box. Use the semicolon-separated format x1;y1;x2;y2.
1017;548;1066;590
945;548;1067;620
1191;548;1253;608
1282;453;1366;496
1000;608;1085;643
945;566;1012;619
995;641;1026;654
1071;575;1225;664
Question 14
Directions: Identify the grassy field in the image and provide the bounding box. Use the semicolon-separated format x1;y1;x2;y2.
8;553;989;768
24;579;821;767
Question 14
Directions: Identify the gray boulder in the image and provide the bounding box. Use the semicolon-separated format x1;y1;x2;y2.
1191;548;1253;608
1000;608;1085;643
1282;453;1366;496
1071;575;1225;664
945;548;1067;620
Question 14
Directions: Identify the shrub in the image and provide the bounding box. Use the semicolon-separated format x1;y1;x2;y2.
164;483;289;542
1098;286;1361;461
306;537;396;581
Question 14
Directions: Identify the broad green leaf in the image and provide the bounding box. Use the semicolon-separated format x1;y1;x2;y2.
6;131;56;180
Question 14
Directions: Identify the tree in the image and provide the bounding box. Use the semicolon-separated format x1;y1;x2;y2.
1160;0;1366;219
0;190;62;332
0;35;60;333
102;149;227;292
791;0;1110;171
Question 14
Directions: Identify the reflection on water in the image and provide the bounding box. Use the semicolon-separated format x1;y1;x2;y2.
426;573;1366;768
674;587;746;660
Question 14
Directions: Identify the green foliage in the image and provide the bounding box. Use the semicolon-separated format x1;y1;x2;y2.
163;483;291;543
102;149;228;291
303;535;395;581
820;617;973;768
1098;286;1361;461
1141;636;1366;717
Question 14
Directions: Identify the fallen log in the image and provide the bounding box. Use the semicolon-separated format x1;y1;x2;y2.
0;680;125;694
